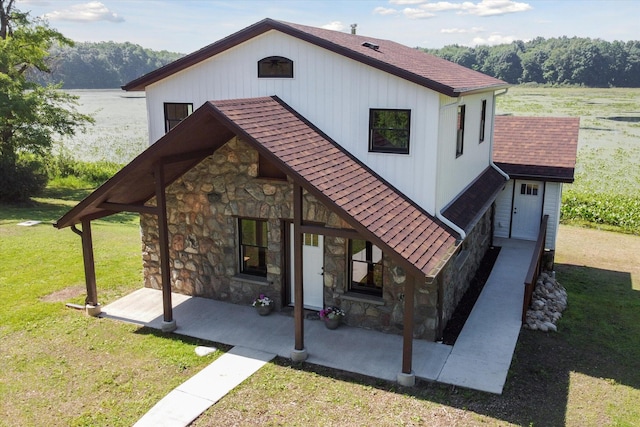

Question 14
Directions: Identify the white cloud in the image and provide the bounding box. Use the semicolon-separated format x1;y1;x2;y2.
391;0;532;18
373;7;399;16
418;1;465;13
460;0;532;17
403;8;436;19
321;21;346;31
44;2;124;23
441;26;485;34
389;0;427;4
472;33;517;45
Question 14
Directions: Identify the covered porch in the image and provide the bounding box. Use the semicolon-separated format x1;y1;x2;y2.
99;237;536;394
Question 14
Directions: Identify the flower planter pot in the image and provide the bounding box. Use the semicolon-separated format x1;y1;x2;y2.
256;305;272;316
324;318;341;329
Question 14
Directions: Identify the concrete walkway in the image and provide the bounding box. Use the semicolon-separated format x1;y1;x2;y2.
101;238;534;425
134;346;274;427
437;238;535;393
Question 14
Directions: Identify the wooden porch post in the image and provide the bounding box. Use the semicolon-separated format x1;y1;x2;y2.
290;182;308;361
398;274;416;386
80;219;100;316
154;161;176;332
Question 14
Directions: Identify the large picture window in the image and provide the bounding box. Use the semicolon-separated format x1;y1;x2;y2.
456;105;466;157
349;239;383;296
258;56;293;78
164;103;193;133
369;109;411;154
239;218;268;277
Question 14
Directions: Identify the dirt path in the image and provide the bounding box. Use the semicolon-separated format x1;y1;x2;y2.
556;225;640;289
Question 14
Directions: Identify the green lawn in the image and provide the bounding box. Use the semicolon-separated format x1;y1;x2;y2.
1;188;639;426
0;188;220;426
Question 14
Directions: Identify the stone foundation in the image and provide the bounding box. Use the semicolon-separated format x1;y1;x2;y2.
439;207;493;336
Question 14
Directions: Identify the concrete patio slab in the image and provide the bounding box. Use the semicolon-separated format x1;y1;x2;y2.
102;237;535;398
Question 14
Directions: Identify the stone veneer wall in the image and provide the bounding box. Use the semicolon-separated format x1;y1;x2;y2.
141;136;471;341
439;207;493;332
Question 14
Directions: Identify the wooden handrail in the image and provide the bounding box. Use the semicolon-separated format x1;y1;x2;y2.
522;215;549;324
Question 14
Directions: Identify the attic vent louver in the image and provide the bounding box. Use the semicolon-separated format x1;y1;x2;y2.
362;41;379;51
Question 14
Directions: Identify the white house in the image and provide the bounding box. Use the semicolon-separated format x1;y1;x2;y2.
55;19;578;381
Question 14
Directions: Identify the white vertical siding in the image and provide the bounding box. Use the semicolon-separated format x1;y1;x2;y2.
436;94;494;210
543;182;562;249
145;30;442;213
493;180;513;238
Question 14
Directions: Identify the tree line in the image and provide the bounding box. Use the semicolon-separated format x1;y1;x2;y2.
28;41;183;89
424;36;640;87
28;36;640;89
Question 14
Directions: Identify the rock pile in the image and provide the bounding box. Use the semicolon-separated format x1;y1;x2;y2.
524;271;568;332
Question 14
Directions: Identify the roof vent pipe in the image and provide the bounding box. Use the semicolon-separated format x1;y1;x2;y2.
351;23;357;35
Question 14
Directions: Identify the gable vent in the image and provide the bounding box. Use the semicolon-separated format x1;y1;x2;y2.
362;41;379;51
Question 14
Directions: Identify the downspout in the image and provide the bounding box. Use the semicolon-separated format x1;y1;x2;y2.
435;97;467;240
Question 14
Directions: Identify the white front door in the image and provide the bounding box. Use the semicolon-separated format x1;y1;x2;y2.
289;224;324;310
511;180;543;240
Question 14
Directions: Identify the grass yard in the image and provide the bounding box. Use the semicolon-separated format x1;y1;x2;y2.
1;187;640;426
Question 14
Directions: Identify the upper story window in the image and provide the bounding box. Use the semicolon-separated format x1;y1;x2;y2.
369;109;411;154
349;239;383;297
239;218;268;277
479;100;487;143
164;103;193;133
258;56;293;78
456;105;466;158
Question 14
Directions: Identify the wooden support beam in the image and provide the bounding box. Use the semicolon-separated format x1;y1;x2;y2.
159;148;214;165
80;219;98;307
154;162;175;331
293;182;304;351
402;275;415;374
98;201;158;215
299;224;360;239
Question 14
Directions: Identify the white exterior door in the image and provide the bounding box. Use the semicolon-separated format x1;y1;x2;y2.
289;224;324;310
511;180;543;240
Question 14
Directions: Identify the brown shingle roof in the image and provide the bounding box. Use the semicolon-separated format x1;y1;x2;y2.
493;116;579;182
123;18;507;97
56;96;458;278
211;97;458;276
441;167;507;233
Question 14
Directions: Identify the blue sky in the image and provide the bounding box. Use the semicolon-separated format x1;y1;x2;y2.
21;0;640;53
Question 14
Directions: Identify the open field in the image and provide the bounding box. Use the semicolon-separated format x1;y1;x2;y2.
58;90;147;164
1;188;639;426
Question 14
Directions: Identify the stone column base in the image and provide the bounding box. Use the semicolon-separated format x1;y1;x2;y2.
290;348;308;362
161;319;177;332
397;371;416;387
85;303;101;317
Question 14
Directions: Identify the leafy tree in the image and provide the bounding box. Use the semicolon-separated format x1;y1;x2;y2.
0;0;93;201
28;41;183;89
424;36;640;87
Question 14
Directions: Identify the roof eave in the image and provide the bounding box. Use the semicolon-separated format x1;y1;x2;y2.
454;83;511;97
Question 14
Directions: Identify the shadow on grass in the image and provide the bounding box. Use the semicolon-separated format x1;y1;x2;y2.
133;326;234;353
0;186;138;225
